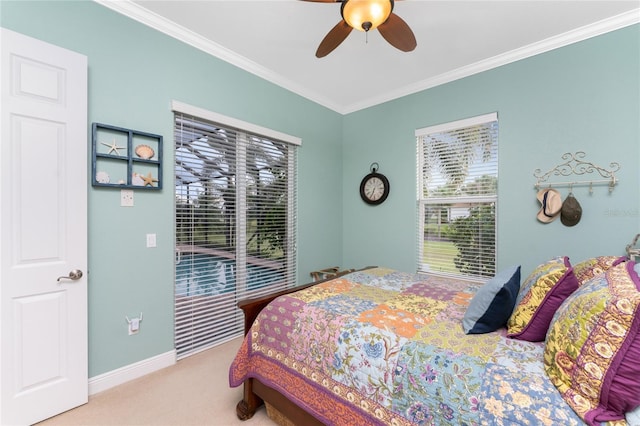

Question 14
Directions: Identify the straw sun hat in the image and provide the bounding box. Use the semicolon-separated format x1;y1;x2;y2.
536;188;562;223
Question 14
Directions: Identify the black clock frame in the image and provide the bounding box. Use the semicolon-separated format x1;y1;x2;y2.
359;171;390;205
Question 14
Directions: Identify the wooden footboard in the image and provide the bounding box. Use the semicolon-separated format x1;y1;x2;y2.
234;267;375;423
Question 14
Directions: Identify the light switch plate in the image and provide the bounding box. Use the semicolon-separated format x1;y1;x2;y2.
121;189;134;207
146;233;156;248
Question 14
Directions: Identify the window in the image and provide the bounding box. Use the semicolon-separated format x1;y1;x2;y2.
173;101;299;358
416;113;498;281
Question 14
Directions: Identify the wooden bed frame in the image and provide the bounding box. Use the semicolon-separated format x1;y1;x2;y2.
234;267;374;424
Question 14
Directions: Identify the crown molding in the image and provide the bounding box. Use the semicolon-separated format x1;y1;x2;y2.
343;8;640;114
95;1;638;115
94;0;342;113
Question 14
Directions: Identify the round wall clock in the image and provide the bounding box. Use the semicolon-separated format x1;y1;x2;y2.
360;163;390;205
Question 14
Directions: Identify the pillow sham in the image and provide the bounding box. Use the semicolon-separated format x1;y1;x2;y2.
572;255;627;285
544;261;640;426
462;265;520;334
507;256;579;342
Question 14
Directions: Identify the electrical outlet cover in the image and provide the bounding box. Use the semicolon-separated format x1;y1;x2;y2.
121;189;134;207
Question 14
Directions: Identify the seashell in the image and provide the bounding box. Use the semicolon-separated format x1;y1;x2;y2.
96;171;110;183
135;144;155;159
132;173;144;186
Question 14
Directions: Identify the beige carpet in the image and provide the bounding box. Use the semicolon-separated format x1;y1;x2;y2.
38;337;273;426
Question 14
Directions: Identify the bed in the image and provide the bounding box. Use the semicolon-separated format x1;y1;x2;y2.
229;256;640;426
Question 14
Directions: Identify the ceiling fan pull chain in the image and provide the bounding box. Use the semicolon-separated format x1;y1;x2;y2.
363;21;372;44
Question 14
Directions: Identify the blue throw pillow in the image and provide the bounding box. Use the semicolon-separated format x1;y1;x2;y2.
462;265;521;334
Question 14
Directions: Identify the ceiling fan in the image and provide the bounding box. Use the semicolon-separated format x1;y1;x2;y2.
300;0;417;58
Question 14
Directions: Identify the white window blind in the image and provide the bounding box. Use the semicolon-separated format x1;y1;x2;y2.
173;102;298;358
416;113;498;281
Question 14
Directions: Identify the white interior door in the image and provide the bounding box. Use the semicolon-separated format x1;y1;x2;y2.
1;28;88;425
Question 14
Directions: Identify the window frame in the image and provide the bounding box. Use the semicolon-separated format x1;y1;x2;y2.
416;112;498;281
172;101;300;358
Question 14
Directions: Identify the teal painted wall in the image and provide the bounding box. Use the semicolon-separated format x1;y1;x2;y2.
3;1;638;378
342;24;640;277
1;1;344;377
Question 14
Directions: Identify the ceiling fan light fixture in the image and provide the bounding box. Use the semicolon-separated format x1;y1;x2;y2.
341;0;393;32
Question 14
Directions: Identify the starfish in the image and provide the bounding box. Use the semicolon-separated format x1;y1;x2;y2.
101;139;125;156
141;172;158;187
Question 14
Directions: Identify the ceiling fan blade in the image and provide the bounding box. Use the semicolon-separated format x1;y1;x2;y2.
316;20;352;58
377;13;417;52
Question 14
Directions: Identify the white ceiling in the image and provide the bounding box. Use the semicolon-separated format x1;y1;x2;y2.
100;0;639;114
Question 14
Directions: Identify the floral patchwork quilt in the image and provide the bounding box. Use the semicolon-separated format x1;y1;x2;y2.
229;267;603;425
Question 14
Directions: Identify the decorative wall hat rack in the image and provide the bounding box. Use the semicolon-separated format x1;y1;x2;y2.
533;151;620;193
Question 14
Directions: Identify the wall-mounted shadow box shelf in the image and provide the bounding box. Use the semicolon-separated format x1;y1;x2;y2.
92;123;163;190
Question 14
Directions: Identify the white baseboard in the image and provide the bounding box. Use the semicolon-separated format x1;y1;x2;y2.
88;350;177;395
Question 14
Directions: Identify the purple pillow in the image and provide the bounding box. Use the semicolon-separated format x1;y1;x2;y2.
507;256;579;341
544;260;640;425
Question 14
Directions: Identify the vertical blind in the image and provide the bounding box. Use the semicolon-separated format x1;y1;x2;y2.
416;113;498;280
173;102;298;358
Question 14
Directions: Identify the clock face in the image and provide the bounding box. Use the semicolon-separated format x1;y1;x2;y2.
365;177;385;200
360;172;390;205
